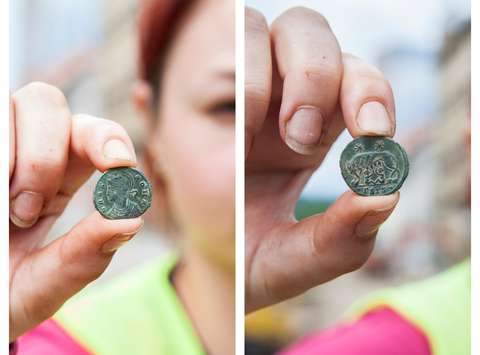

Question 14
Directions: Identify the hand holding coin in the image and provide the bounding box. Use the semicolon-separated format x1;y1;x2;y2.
245;7;401;312
9;82;144;341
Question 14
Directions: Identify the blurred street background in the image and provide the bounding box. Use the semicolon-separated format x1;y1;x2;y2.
11;0;471;352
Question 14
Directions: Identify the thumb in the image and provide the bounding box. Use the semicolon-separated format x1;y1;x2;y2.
248;191;399;311
10;212;143;339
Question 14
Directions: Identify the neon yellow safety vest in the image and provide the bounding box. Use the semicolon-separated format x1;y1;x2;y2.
349;260;470;355
54;255;206;355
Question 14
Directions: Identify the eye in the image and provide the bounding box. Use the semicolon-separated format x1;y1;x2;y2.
209;100;235;116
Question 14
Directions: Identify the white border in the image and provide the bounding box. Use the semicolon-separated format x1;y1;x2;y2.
235;0;245;353
3;2;476;354
2;0;9;351
471;0;477;353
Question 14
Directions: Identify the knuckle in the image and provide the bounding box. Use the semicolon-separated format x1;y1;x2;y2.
357;65;386;82
344;56;387;81
58;229;80;266
245;82;270;105
75;114;128;139
276;6;329;27
353;75;393;99
24;154;64;175
103;119;128;137
16;82;67;108
246;7;268;32
365;65;385;79
297;63;342;85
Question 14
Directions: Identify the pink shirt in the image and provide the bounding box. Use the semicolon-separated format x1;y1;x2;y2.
14;307;430;354
15;319;89;355
280;307;431;355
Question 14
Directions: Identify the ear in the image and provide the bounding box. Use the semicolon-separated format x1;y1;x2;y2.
133;81;173;231
465;114;471;155
132;80;155;127
141;146;173;232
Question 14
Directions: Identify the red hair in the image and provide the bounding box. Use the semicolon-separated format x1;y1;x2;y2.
137;0;191;81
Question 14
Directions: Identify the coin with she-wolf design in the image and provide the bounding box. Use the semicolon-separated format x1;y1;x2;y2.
94;167;152;219
340;137;409;196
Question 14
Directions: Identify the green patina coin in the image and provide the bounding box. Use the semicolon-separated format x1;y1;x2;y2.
340;136;409;196
93;167;152;219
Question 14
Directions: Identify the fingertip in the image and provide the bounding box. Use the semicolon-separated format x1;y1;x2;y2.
355;101;395;137
71;115;138;172
332;190;399;222
340;55;396;138
102;139;137;168
90;211;144;232
95;215;144;255
354;194;399;239
353;191;400;210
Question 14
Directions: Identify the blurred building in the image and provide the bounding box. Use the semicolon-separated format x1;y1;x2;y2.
435;21;470;210
432;20;471;264
11;0;103;114
363;19;471;277
99;0;144;148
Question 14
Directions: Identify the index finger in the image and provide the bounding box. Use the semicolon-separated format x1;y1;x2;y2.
340;54;396;138
59;114;137;198
271;7;343;155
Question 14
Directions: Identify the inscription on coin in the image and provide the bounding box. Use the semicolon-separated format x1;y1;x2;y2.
94;167;152;219
340;137;409;196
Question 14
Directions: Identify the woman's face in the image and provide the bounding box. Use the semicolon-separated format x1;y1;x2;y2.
146;0;235;270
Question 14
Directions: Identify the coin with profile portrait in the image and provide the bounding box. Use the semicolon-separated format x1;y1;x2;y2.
340;137;409;196
93;167;152;219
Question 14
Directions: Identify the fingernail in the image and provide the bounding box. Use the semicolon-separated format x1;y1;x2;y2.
355;206;395;239
285;107;323;155
356;102;393;136
102;231;138;254
10;191;44;228
103;139;136;163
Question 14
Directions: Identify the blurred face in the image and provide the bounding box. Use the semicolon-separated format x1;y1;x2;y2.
147;0;235;270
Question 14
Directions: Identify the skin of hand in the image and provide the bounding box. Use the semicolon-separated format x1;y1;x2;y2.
132;0;235;354
9;83;144;341
245;6;400;313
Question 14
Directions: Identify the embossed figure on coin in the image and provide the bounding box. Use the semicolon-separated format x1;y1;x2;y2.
94;167;152;219
340;137;409;196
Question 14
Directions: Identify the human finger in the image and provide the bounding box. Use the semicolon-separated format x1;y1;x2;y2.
245;7;272;158
340;53;396;137
271;7;343;155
